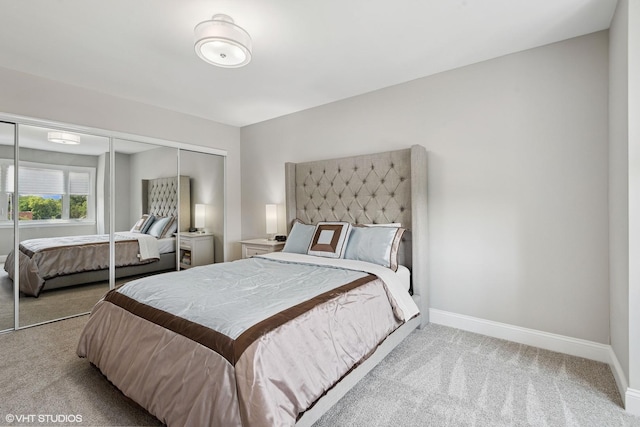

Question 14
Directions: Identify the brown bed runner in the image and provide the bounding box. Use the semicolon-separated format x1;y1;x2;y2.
104;273;376;365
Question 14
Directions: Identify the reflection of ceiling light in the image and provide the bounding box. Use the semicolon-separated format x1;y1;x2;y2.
47;131;81;145
194;14;252;68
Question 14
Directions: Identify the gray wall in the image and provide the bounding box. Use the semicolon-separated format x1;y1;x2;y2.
113;152;132;232
241;32;610;343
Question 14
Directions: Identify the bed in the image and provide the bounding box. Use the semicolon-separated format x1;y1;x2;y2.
77;146;429;426
3;176;190;297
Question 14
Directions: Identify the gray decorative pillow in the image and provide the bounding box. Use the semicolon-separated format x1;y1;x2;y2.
282;220;316;254
307;222;352;259
163;217;178;238
130;214;155;234
344;225;405;271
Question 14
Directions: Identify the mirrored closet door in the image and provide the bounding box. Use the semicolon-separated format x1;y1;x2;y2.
179;150;226;264
0;121;15;332
17;125;110;327
112;139;179;288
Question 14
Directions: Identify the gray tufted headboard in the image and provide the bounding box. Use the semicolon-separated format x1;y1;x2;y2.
285;145;429;326
142;175;191;232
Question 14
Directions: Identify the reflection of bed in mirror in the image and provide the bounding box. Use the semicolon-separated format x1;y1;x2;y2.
4;176;190;297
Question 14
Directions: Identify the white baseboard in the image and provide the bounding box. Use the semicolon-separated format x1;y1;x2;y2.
608;347;629;406
627;388;640;416
0;254;6;263
429;308;611;363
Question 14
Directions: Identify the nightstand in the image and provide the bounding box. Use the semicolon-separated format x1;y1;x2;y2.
240;238;285;259
179;232;214;269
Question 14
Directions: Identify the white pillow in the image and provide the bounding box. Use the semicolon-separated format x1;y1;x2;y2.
147;216;176;238
307;222;352;259
344;225;405;271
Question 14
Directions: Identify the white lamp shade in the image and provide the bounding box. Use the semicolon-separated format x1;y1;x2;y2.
194;14;252;68
265;204;278;235
195;204;206;229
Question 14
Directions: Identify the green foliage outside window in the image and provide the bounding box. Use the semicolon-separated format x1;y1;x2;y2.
14;195;88;220
70;195;88;219
18;195;62;220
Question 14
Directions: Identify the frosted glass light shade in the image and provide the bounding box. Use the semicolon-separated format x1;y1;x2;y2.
265;204;277;235
47;131;80;145
194;14;252;68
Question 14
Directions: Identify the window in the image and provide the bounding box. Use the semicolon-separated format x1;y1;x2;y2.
0;160;95;223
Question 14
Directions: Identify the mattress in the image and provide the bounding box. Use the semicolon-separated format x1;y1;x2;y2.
156;236;175;254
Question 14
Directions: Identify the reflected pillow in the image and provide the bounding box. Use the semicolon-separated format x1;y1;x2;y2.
344;225;405;271
282;220;316;254
307;222;352;259
130;214;155;234
164;217;178;238
147;216;175;238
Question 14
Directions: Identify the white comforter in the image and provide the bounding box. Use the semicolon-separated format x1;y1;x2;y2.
259;252;420;320
118;252;419;339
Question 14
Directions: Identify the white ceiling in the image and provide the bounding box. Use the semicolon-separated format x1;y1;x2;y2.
0;0;617;128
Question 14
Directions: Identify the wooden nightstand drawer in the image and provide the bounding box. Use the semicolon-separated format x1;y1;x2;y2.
244;246;272;257
240;239;285;259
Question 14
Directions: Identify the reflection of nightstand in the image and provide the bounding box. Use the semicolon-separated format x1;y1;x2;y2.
179;232;214;269
240;239;285;259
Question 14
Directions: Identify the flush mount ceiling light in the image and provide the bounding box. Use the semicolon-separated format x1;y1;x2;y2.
47;131;81;145
194;14;252;68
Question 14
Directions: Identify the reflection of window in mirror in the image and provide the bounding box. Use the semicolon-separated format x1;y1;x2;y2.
0;160;14;221
15;124;110;328
8;163;95;222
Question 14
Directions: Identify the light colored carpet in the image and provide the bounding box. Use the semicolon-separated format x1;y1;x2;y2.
0;315;161;426
0;265;167;330
0;316;639;426
0;266;109;329
315;325;640;427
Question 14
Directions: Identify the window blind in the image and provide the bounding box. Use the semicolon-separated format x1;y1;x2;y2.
6;165;65;195
5;165;13;193
69;171;90;195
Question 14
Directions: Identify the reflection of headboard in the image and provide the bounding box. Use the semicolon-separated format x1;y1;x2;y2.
285;145;428;326
141;175;191;232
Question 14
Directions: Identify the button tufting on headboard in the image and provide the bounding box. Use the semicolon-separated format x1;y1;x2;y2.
148;177;180;218
292;150;412;226
142;176;191;232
